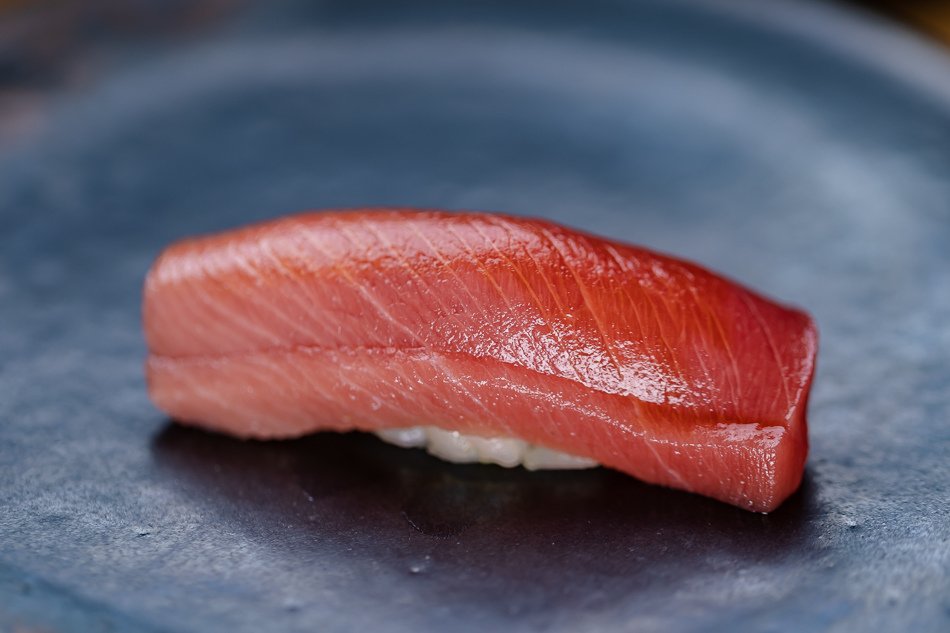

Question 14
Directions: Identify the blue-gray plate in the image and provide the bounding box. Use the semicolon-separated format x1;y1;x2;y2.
1;1;948;631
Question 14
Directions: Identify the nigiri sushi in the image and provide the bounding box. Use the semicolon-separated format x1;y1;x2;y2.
144;209;817;512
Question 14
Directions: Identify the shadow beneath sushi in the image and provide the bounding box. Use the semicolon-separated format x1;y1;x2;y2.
151;422;819;617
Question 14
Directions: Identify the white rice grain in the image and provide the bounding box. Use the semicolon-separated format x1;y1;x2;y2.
374;426;599;471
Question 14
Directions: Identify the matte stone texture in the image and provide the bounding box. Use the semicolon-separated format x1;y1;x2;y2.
0;1;948;631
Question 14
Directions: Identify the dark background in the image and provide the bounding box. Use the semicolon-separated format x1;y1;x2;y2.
0;1;948;632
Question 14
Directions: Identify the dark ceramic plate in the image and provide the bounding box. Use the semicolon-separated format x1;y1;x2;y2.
1;1;948;631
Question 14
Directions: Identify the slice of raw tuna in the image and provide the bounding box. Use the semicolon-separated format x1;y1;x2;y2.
144;209;818;512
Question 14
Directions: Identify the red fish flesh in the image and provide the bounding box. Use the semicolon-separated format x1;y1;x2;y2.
144;209;818;512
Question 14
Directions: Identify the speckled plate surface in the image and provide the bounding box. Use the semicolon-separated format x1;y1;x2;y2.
0;1;948;631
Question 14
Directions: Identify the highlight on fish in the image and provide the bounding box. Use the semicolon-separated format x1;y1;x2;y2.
143;209;818;512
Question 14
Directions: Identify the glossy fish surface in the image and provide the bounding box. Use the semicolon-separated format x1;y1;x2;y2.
144;209;818;512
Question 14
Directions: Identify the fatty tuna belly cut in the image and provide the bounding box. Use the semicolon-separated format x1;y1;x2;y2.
143;209;818;512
